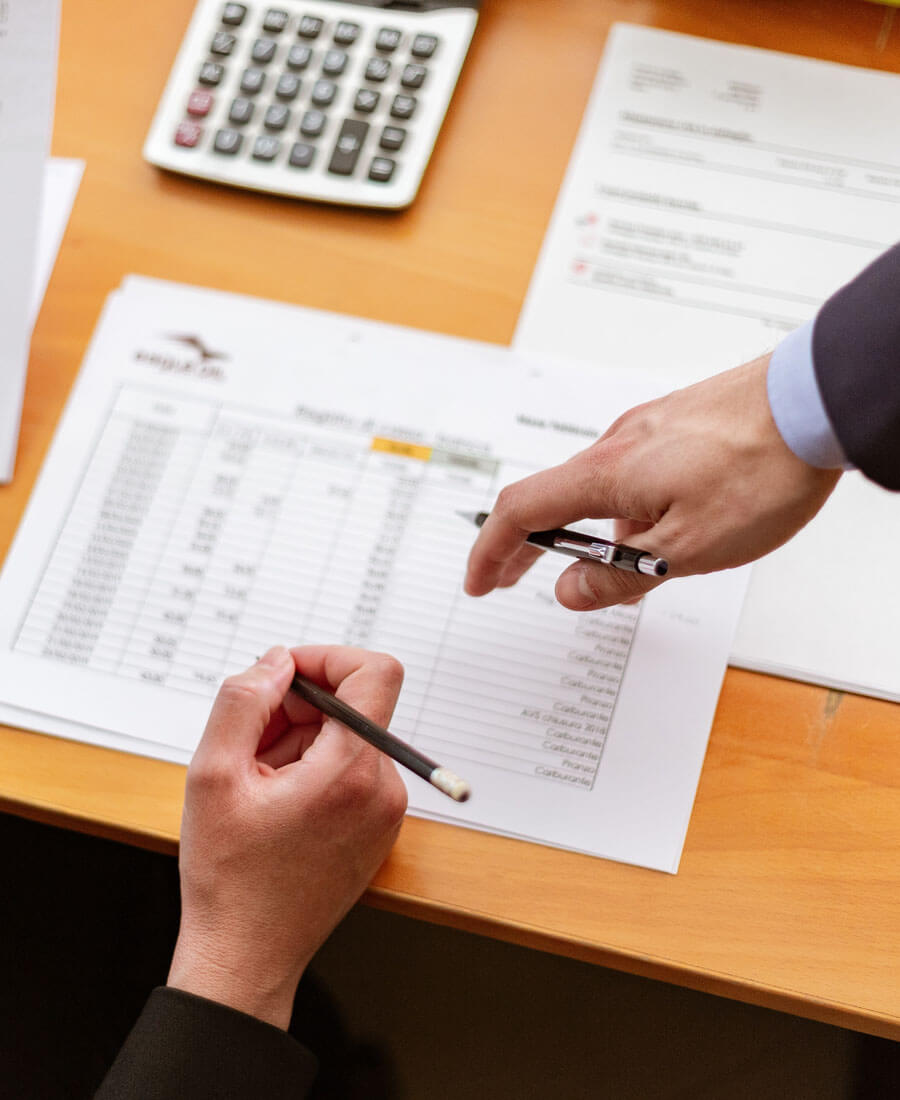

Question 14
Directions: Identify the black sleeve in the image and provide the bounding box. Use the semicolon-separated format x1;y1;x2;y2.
812;242;900;490
95;987;318;1100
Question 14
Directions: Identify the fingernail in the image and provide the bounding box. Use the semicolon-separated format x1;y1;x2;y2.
574;566;600;609
258;645;290;668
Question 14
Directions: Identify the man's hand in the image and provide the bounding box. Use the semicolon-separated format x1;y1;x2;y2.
465;356;841;610
167;645;408;1030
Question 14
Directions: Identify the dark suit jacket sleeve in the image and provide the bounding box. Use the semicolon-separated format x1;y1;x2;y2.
94;987;317;1100
812;242;900;490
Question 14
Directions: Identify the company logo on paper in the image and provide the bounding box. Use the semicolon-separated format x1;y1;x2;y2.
133;333;229;381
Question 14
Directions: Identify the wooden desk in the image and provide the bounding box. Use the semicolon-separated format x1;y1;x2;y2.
2;0;898;1041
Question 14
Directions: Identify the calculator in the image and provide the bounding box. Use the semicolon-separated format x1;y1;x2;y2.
143;1;479;209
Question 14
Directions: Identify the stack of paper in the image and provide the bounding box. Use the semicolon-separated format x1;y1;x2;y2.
0;276;748;872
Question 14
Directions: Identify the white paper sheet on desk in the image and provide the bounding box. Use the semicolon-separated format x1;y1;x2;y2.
0;276;748;873
0;0;62;483
31;158;85;325
514;24;900;702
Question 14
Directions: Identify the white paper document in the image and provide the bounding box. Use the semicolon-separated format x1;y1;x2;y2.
31;158;85;325
0;277;748;872
0;0;61;482
514;25;900;701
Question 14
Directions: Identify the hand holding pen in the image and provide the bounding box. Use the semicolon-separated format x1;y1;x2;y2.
464;360;840;611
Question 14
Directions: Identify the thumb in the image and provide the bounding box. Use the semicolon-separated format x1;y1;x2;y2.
195;646;295;763
554;557;665;611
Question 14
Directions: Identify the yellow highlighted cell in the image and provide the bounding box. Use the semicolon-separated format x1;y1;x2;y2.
370;437;432;461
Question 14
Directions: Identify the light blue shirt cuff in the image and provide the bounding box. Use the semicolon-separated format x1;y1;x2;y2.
766;319;853;470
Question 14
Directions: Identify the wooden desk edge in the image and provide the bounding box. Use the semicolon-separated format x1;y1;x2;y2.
1;776;896;1042
364;886;900;1043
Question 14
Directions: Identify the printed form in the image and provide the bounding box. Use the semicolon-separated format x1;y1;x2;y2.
515;25;900;701
0;277;747;872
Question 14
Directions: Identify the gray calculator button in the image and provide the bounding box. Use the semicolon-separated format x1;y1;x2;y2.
328;119;369;176
300;109;326;136
199;62;225;86
369;156;395;183
411;34;438;58
289;141;316;168
375;27;402;52
264;104;290;130
390;94;416;120
240;68;266;94
354;88;380;113
322;49;348;77
262;8;289;33
253;135;281;161
401;63;427;89
379;125;405;151
211;32;237;56
298;15;323;39
213;128;243;155
365;57;391;83
275;73;301;100
333;21;360;46
251;37;277;64
228;97;255;124
311;79;337;107
286;44;312;71
221;4;247;27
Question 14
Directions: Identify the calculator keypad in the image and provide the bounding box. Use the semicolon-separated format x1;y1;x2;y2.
145;0;478;208
176;4;438;185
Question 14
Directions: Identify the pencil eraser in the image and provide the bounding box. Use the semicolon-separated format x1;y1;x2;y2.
430;767;472;803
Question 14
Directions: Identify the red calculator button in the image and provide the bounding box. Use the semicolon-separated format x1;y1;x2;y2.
187;90;214;117
174;121;203;147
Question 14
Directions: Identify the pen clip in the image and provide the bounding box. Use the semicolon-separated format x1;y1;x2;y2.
553;538;617;564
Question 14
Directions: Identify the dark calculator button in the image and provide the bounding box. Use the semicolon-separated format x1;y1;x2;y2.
365;57;391;83
289;141;316;168
264;104;290;130
251;37;277;64
333;21;360;46
211;32;237;56
275;73;301;100
199;62;225;85
253;135;281;161
187;90;214;117
286;44;312;70
311;79;337;107
401;63;427;89
322;49;348;77
213;128;243;155
411;33;438;58
390;94;416;120
300;109;326;137
262;8;289;33
354;88;380;113
174;121;203;148
379;125;405;151
369;156;395;183
240;67;266;94
375;27;402;52
228;97;255;124
328;118;369;175
221;4;247;27
298;15;323;39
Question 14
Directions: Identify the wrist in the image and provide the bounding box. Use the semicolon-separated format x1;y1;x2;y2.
167;928;306;1030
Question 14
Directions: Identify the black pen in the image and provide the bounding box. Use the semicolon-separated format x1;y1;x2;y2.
459;511;669;577
288;672;472;803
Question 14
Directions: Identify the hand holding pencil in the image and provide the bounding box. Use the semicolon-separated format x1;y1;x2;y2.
169;645;410;1030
